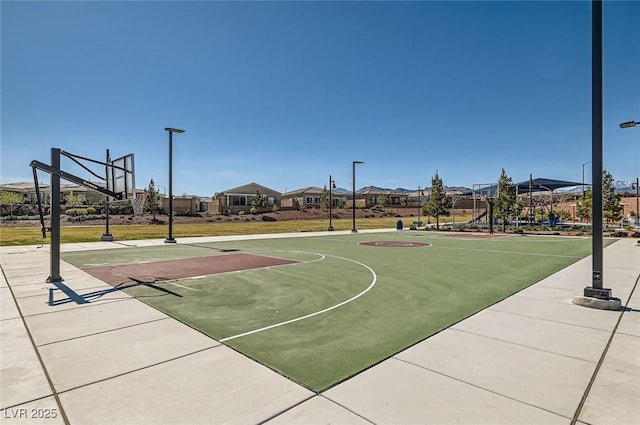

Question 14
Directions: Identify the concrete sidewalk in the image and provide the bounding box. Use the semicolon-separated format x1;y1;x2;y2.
1;233;638;424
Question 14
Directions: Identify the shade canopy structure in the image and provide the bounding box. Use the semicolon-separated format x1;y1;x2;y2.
479;178;585;196
514;178;585;193
554;180;636;195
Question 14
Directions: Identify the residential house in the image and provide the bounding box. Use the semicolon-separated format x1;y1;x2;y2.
349;186;409;208
154;193;198;216
0;181;115;206
281;186;347;210
209;182;281;214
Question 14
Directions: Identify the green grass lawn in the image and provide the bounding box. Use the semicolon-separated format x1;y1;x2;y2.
0;216;430;246
62;232;609;392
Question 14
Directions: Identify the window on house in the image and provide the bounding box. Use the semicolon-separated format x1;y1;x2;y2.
231;196;246;206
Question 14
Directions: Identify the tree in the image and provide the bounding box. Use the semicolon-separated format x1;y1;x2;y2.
576;187;592;222
64;194;83;207
577;170;622;224
378;194;389;211
251;190;268;211
320;187;329;212
143;179;163;219
0;191;23;217
602;169;622;223
423;171;449;230
494;168;518;232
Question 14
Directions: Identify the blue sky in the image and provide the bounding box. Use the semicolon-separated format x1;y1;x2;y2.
2;1;639;196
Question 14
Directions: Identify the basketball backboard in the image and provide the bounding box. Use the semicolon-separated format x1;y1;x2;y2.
107;153;135;199
472;183;498;200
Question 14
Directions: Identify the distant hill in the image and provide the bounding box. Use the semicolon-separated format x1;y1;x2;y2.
331;185;472;195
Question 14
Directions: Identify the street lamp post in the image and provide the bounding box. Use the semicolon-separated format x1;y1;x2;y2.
417;186;424;227
582;160;592;198
352;161;364;233
164;127;185;244
101;149;114;242
634;179;640;226
620;120;639;226
328;175;336;231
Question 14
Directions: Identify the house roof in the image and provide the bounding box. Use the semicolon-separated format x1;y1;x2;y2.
358;186;408;196
0;182;43;191
282;186;325;197
215;182;281;197
0;181;105;192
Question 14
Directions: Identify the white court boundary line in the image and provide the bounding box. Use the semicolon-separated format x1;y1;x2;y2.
425;233;590;242
167;281;199;291
220;253;377;342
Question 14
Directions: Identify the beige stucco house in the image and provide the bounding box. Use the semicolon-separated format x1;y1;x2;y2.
208;182;281;214
281;186;347;209
345;186;409;208
0;181;113;205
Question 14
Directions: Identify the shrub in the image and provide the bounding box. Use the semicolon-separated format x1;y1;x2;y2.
238;210;245;216
66;208;77;216
86;207;96;214
250;207;258;214
76;209;88;216
272;205;279;212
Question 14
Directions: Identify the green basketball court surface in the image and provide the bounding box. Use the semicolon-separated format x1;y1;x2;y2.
61;231;612;392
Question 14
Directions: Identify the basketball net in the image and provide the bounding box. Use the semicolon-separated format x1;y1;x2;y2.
131;196;146;216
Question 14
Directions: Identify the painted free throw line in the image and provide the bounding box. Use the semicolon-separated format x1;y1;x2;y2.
220;254;377;342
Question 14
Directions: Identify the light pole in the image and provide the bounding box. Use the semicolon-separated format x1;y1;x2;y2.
352;161;364;233
164;127;185;244
328;175;336;231
101;149;114;242
633;179;640;226
620;120;639;226
417;186;424;227
582;160;592;198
